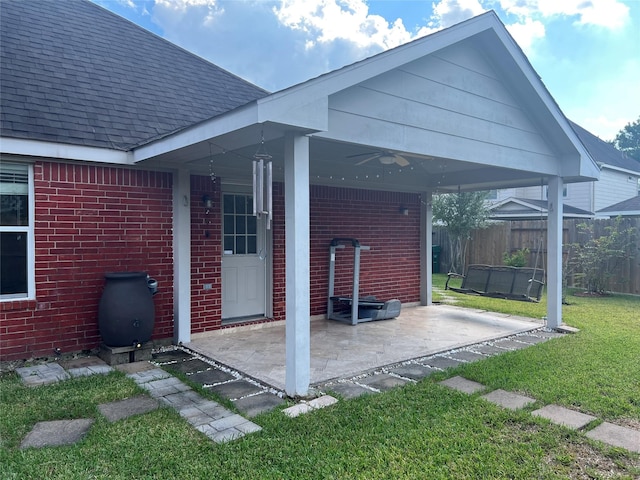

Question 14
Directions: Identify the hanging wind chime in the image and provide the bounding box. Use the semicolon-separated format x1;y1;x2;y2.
253;130;273;230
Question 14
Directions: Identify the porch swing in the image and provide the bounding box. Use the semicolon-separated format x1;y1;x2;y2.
445;184;546;303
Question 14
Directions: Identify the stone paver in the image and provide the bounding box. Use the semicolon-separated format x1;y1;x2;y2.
127;367;262;443
481;389;536;410
387;364;435;381
282;395;338;418
114;361;157;374
469;344;508;356
20;419;94;449
16;363;70;387
283;403;314;418
308;395;338;409
514;335;550;345
439;375;486;394
60;357;110;370
493;339;531;351
98;395;159;422
325;381;374;399
534;331;565;339
139;376;192;397
358;373;410;391
586;422;640;453
189;369;235;385
152;350;194;363
421;356;464;370
208;379;264;400
448;350;486;363
164;358;212;375
234;393;286;418
532;404;597;430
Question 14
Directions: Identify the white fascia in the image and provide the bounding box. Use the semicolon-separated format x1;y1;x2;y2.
602;164;640;177
1;137;132;164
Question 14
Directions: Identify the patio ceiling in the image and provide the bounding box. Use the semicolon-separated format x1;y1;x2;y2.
138;130;574;194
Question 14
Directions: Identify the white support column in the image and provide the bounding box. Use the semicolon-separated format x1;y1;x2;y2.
284;133;310;397
173;168;191;344
420;191;433;305
547;176;563;329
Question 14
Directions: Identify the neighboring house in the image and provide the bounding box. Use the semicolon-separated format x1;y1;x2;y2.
597;195;640;218
0;0;599;395
489;121;640;219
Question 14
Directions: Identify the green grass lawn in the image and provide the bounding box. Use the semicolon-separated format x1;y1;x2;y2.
2;276;639;479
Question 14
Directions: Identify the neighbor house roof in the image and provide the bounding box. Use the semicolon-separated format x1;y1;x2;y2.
570;121;640;174
488;197;593;220
597;195;640;217
0;0;268;151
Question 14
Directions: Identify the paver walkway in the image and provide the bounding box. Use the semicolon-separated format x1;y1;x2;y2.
14;327;640;455
15;356;264;447
439;375;640;454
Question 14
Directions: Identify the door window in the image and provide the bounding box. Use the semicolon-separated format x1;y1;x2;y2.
223;194;257;255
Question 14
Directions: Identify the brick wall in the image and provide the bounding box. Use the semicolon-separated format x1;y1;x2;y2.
308;186;422;315
0;161;173;361
185;179;421;327
1;168;423;362
189;176;222;333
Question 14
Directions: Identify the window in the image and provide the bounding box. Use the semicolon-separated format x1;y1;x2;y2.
0;162;34;299
485;189;498;200
545;185;568;199
223;194;257;255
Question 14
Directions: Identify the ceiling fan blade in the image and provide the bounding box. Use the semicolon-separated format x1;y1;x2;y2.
394;155;410;167
355;155;379;166
347;151;379;158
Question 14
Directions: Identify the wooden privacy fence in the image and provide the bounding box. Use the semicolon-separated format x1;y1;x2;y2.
433;218;640;295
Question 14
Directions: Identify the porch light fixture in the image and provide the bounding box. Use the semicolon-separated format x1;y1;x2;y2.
202;195;212;209
399;205;409;216
378;155;396;165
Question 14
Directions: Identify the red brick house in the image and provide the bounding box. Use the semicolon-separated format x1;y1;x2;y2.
0;0;599;395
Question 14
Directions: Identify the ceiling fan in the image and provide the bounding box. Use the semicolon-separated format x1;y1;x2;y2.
348;150;411;167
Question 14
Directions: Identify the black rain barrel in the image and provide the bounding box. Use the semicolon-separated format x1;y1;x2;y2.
98;272;155;347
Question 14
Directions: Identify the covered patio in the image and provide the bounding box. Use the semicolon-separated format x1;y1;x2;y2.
186;304;543;391
132;12;599;397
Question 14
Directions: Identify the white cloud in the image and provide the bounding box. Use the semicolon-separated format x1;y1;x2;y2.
498;0;630;29
430;0;486;27
505;17;545;52
147;0;428;91
273;0;413;50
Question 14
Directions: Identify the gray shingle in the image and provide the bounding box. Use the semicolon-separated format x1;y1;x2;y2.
570;121;640;174
1;0;269;151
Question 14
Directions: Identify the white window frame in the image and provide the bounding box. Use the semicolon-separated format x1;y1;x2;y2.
0;162;35;300
545;184;568;199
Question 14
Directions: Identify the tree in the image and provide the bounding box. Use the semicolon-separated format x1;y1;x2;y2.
613;116;640;162
432;191;489;274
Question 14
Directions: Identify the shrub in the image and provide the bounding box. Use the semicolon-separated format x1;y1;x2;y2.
568;217;638;294
503;248;529;267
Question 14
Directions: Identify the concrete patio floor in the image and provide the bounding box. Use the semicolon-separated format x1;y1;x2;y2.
186;304;544;391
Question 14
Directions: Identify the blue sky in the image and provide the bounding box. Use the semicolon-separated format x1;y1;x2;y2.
94;0;639;140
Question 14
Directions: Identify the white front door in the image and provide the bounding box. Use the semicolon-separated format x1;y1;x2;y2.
221;192;266;320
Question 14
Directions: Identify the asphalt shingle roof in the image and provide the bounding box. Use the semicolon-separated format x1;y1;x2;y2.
598;194;640;214
0;0;269;151
570;121;640;174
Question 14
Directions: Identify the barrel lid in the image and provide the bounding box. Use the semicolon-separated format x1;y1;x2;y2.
104;272;147;279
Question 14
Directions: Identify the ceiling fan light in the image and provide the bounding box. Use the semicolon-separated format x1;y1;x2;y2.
378;155;396;165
